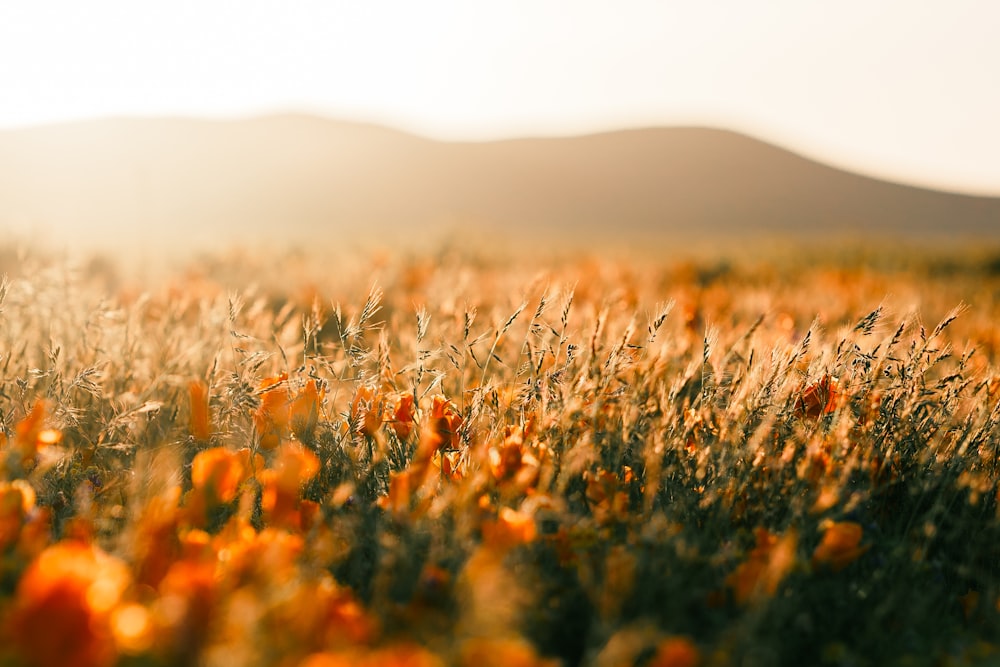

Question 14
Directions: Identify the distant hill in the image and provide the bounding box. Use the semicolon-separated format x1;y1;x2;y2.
0;114;998;255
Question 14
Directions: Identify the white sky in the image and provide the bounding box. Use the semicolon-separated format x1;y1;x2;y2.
1;0;998;195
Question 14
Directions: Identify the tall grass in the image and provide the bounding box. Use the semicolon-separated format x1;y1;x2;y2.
0;244;999;666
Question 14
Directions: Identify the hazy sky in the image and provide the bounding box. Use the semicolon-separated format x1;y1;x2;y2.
1;1;998;195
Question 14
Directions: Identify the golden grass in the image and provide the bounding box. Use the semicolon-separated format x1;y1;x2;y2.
1;243;1000;666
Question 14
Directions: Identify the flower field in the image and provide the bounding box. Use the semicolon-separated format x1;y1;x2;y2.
1;244;1000;666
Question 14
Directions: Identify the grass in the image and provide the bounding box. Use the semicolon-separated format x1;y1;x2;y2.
1;242;1000;666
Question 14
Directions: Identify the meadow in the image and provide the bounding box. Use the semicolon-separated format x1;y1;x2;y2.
1;241;1000;666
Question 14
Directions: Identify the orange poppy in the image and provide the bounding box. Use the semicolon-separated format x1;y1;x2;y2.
10;541;131;667
0;480;35;551
480;507;537;552
260;442;321;529
8;400;62;466
191;448;255;504
255;373;291;450
812;521;868;571
726;527;798;604
390;393;417;440
290;380;324;439
649;637;701;667
798;375;840;418
188;379;211;441
350;385;384;437
458;636;558;667
429;395;462;450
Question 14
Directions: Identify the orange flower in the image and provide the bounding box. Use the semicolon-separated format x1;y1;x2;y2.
410;396;462;473
15;400;47;448
378;469;413;516
190;447;258;504
10;541;131;667
0;480;35;551
726;527;798;604
156;559;217;659
488;426;540;497
253;375;324;447
433;448;465;482
188;379;211;441
301;642;442;667
649;637;701;667
481;507;537;552
268;573;375;654
290;380;324;439
459;636;558;667
366;643;445;667
812;521;868;571
390;392;417;439
798;375;839;418
255;373;291;450
132;487;183;588
273;442;320;492
350;385;384;437
8;400;62;466
301;653;354;667
429;395;462;450
110;603;154;656
261;442;321;529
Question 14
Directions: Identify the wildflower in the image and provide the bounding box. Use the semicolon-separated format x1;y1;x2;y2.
301;654;354;667
433;448;464;481
811;485;840;515
301;644;442;667
428;395;462;450
726;527;798;604
649;637;701;667
409;396;463;478
260;442;320;529
390;392;417;439
10;541;131;667
188;379;211;441
489;426;540;497
290;379;324;439
133;487;183;588
253;375;325;447
0;479;35;551
271;574;375;654
481;507;537;553
111;603;154;655
255;373;291;450
798;375;840;418
7;400;62;467
15;400;48;449
185;448;259;529
155;559;217;660
368;643;445;667
378;470;413;516
812;521;868;571
459;636;558;667
350;384;384;437
191;447;257;505
683;408;708;454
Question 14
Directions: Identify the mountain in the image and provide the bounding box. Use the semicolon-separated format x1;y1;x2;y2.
0;114;997;255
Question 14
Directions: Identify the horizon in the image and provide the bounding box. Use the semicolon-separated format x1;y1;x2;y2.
1;2;998;197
